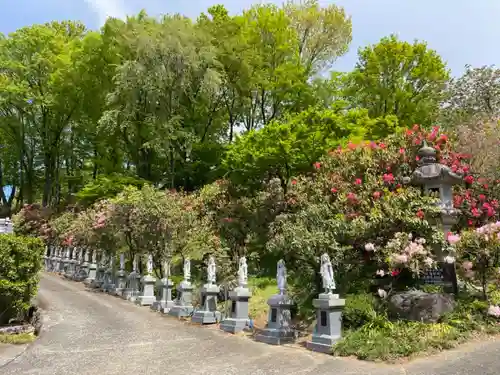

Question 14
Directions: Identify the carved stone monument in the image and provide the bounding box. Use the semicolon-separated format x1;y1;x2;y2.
168;258;194;318
124;255;141;301
306;253;345;354
255;259;295;345
152;259;174;312
102;255;116;293
135;254;157;306
90;252;106;289
115;253;128;296
84;250;97;285
192;256;221;324
220;256;252;333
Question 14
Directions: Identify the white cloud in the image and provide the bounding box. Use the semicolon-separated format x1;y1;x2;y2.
83;0;129;25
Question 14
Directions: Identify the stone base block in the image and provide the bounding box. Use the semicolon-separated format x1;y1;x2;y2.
121;288;135;300
255;328;295;345
114;288;125;297
306;333;340;354
150;300;165;311
168;304;194;318
88;279;103;289
219;318;249;333
102;283;116;293
191;310;221;324
161;301;176;314
135;295;156;306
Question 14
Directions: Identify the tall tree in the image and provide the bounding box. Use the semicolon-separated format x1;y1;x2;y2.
344;35;450;127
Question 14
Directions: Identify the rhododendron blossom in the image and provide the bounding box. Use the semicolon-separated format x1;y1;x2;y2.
488;305;500;318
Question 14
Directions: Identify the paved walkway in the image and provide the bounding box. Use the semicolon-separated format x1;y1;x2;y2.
2;273;500;375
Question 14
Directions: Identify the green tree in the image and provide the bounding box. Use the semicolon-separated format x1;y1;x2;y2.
344;35;450;127
223;106;399;193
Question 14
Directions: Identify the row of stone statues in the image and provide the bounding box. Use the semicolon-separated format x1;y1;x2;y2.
45;247;342;354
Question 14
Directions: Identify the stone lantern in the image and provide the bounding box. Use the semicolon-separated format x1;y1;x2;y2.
410;141;463;292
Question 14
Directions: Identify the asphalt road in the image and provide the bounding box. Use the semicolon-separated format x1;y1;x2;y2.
2;273;500;375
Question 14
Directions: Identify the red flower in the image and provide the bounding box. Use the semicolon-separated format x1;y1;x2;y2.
347;192;357;202
378;142;387;149
416;210;425;219
391;269;401;277
483;184;489;189
373;191;381;200
355;178;362;185
439;134;448;142
331;188;338;194
314;162;321;169
405;129;413;136
416;156;420;161
399;148;405;154
468;220;474;227
347;142;357;150
463;166;470;173
479;194;486;201
412;124;419;131
464;175;474;184
291;179;297;186
383;173;394;184
471;207;481;217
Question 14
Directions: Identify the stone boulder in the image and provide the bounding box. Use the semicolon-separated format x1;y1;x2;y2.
388;290;455;323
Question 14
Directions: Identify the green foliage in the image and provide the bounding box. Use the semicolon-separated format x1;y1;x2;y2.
334;321;464;361
75;174;146;207
344;34;450;127
342;293;386;330
0;234;44;325
223;106;400;192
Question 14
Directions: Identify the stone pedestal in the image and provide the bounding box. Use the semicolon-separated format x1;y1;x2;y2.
58;257;66;273
168;280;194;318
90;266;105;289
114;270;128;296
44;256;49;271
220;286;252;333
192;284;221;324
64;260;75;278
123;271;141;301
84;263;97;285
102;268;116;293
135;274;157;306
76;262;89;281
255;294;295;345
306;294;345;354
152;278;174;312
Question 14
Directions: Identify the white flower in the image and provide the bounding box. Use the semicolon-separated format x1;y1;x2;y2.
376;269;385;277
377;288;388;298
416;238;426;245
488;305;500;318
408;233;413;240
364;243;376;252
424;257;434;267
444;255;456;264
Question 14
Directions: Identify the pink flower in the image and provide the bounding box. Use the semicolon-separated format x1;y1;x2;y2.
291;179;297;186
488;305;500;318
447;233;461;245
462;261;473;271
314;162;321;169
416;210;425;219
355;178;362;185
373;191;381;200
383;173;395;184
464;175;474;184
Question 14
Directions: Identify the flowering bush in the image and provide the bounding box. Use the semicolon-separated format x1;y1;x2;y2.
453;222;500;299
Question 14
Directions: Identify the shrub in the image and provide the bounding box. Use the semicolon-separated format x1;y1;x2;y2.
342;293;386;330
0;234;44;325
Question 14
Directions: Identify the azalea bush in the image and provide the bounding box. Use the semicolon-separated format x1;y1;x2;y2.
452;222;500;300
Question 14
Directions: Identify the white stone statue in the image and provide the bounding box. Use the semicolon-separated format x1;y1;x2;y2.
91;250;96;264
109;255;115;270
120;253;125;270
162;259;171;279
207;256;216;285
147;254;154;274
277;259;287;294
65;248;70;259
132;254;138;272
320;253;336;294
183;258;191;281
238;256;248;287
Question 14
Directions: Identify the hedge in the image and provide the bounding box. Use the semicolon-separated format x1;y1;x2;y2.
0;234;44;325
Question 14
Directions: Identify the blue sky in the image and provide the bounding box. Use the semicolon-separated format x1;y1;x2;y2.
0;0;499;75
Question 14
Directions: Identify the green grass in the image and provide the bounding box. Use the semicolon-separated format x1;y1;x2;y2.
0;333;36;345
248;277;277;321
